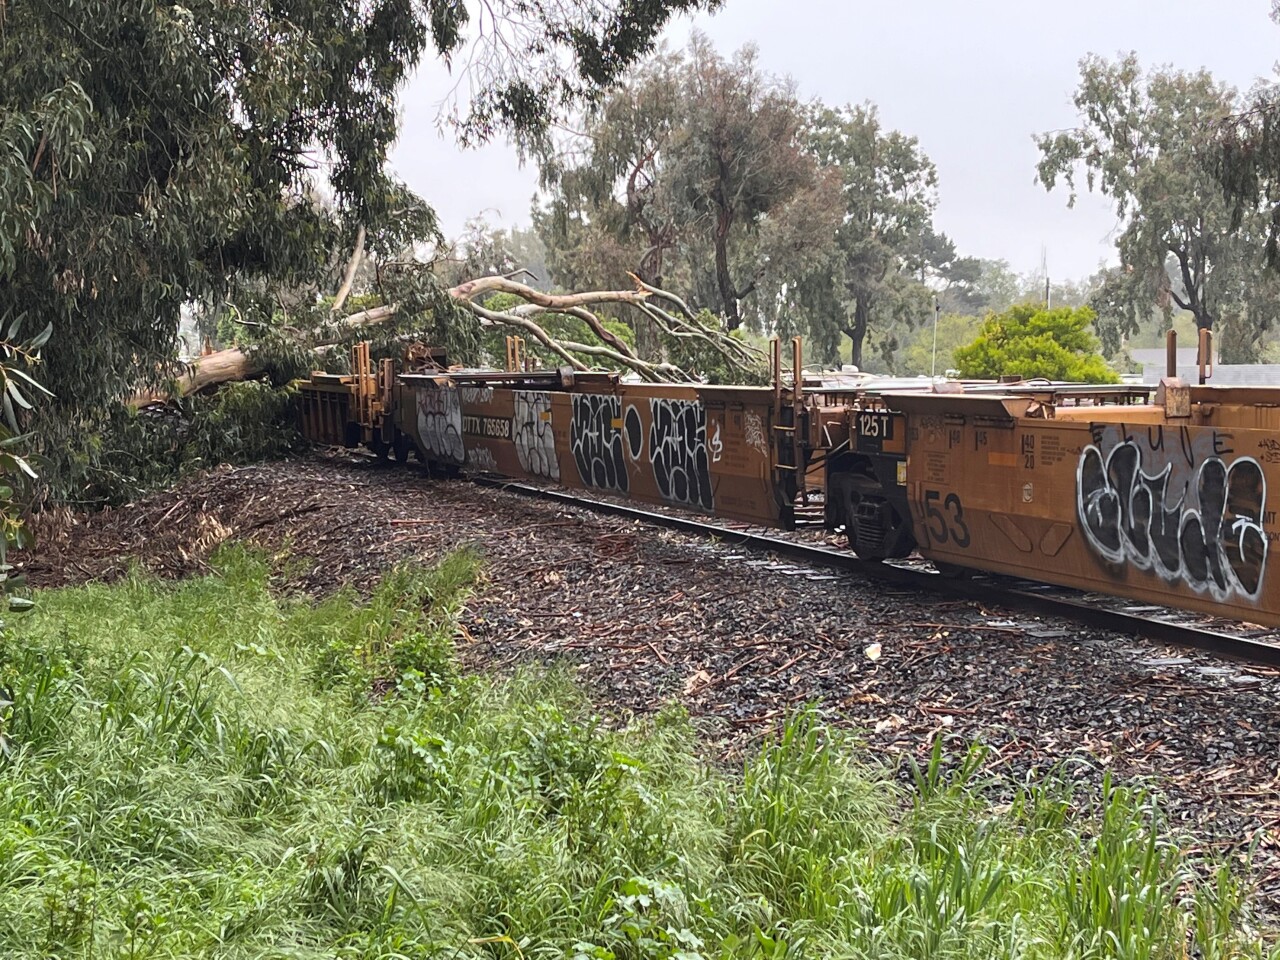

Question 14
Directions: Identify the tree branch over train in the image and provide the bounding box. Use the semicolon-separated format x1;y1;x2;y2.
0;0;730;500
13;0;1280;509
163;264;767;403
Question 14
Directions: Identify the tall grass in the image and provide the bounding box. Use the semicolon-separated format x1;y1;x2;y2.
0;547;1273;959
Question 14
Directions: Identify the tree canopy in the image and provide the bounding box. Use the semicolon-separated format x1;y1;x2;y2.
1037;54;1280;363
1215;2;1280;267
535;48;951;369
952;304;1119;383
536;35;839;336
1;0;719;490
792;103;938;369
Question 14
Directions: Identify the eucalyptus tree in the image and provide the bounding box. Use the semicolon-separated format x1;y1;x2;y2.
791;103;938;370
537;35;840;335
1038;54;1280;362
1;0;719;490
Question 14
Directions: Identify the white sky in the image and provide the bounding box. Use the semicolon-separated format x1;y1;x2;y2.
388;0;1280;281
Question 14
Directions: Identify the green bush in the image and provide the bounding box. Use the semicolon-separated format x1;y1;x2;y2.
954;303;1120;383
64;381;304;506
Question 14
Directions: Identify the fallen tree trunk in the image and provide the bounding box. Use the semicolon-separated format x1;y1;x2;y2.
130;273;763;405
129;348;264;408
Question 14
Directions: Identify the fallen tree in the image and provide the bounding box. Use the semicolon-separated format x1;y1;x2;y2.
136;271;765;406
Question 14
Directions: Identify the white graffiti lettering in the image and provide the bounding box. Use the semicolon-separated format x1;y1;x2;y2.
467;446;498;472
514;391;560;481
744;411;768;457
1077;426;1267;601
416;387;464;464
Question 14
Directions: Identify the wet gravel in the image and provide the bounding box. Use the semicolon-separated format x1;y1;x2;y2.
26;454;1280;912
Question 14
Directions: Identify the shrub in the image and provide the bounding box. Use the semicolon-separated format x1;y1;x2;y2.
954;303;1120;383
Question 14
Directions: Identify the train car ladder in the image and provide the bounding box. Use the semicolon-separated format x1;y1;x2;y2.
505;335;527;372
770;336;812;528
350;342;393;443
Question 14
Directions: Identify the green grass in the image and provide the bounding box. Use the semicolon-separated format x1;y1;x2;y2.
0;547;1274;959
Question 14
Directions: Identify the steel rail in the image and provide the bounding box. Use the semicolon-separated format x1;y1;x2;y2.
472;475;1280;670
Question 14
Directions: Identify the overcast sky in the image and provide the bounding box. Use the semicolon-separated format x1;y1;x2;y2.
388;0;1280;281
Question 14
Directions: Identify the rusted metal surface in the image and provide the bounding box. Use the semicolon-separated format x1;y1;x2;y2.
399;375;785;526
889;386;1280;626
297;336;1280;629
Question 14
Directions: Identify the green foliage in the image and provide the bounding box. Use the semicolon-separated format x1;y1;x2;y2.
0;550;1271;957
897;312;983;378
537;35;839;336
0;315;50;568
796;104;939;369
71;383;306;507
1213;3;1280;270
0;318;51;635
0;0;718;497
954;303;1120;383
1038;55;1280;362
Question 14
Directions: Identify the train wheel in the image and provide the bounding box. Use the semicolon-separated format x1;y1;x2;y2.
394;434;412;464
370;436;390;460
847;495;915;561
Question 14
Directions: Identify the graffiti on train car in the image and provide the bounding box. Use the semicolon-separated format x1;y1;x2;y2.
1076;424;1267;601
417;387;464;463
467;446;498;471
514;391;559;481
649;398;714;510
571;395;628;493
744;411;769;457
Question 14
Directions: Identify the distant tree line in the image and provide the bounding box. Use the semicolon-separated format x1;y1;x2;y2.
482;30;1280;373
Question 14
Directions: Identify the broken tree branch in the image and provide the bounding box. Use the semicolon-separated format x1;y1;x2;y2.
330;224;366;316
134;270;762;403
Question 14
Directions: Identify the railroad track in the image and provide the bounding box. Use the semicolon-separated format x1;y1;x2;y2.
472;474;1280;670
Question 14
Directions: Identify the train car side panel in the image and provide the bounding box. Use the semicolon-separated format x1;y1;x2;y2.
397;379;785;526
894;391;1280;626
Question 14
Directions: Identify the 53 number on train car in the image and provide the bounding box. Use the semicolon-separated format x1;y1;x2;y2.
923;489;971;547
856;411;894;452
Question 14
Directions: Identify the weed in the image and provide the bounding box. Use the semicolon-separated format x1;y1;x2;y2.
0;550;1272;959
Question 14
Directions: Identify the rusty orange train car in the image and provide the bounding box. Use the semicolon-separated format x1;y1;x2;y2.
299;341;1279;629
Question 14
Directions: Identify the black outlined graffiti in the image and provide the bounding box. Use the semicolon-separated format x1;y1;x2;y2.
649;398;714;510
624;404;644;460
513;391;559;481
571;395;628;493
416;387;464;463
1077;425;1267;601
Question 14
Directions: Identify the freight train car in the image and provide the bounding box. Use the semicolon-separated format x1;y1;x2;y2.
303;340;811;527
400;373;791;526
889;381;1273;625
299;337;1280;629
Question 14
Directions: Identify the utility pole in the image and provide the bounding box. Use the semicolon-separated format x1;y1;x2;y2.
1041;246;1051;309
930;297;941;379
